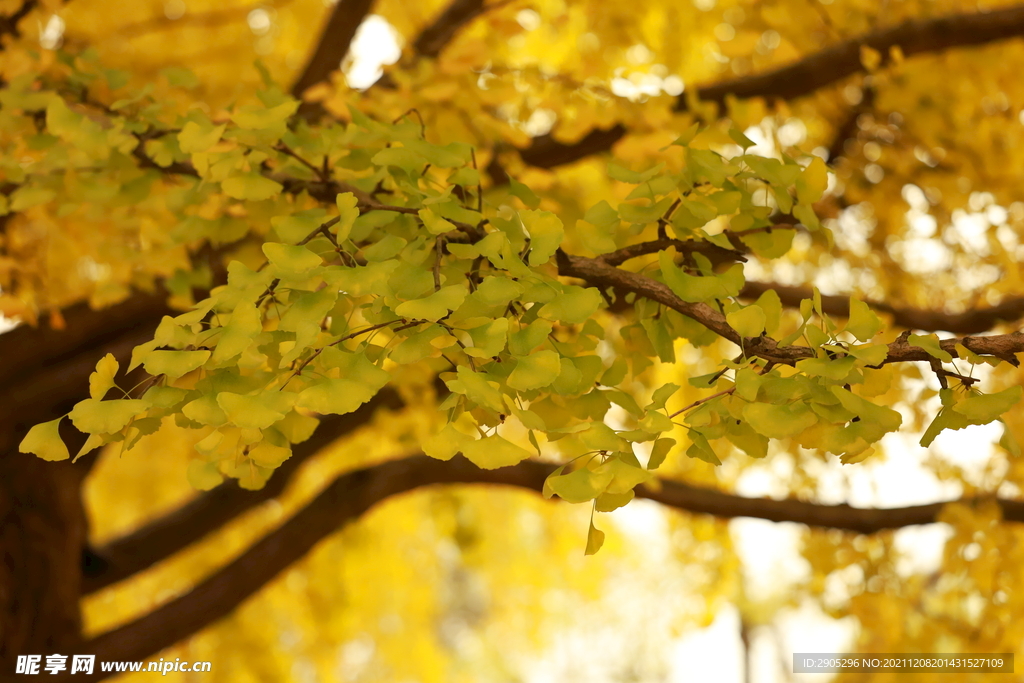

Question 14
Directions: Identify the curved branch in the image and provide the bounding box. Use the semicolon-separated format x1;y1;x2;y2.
82;453;1024;672
290;0;376;99
82;389;405;594
740;281;1024;335
556;249;1024;366
413;0;486;59
520;5;1024;169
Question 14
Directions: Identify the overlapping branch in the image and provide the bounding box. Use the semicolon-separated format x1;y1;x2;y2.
556;249;1024;366
82;390;405;593
79;452;1024;676
739;281;1024;335
520;5;1024;169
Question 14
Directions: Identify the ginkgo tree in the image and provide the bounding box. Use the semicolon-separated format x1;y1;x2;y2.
5;0;1024;679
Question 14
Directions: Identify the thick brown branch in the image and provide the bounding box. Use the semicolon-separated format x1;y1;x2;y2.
81;453;1024;672
413;0;485;58
83;390;404;594
521;5;1024;169
740;281;1024;334
289;0;376;99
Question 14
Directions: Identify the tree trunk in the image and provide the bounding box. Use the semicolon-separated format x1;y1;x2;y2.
0;451;87;673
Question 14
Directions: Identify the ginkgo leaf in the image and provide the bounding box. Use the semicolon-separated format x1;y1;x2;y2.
212;301;263;363
585;522;605;555
222;174;283;201
461;435;532;469
335;192;360;242
522;210;564;265
418;207;455;235
262;242;323;273
547;463;614;503
89;353;119;400
19;417;70;461
297;380;376;415
647;438;675;469
908;334;953;363
69;398;150;435
423;422;473;461
727;305;766;338
217;392;294;430
742;402;817;438
537;287;602;324
953;386;1023;423
507;350;561;391
142;350;211;379
395;285;466;321
846;298;881;342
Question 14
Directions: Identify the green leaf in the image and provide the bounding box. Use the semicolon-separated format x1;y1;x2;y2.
920;406;972;447
595;490;634;512
160;66;199;88
335;193;360;242
232;100;299;130
10;186;56;211
142;349;210;379
89;353;119;400
908;334;953;363
727;304;766;338
846;297;881;342
647;438;675;469
728;127;757;149
522;210;564;266
217;392;295;429
222;174;283;201
742;402;817;438
508;177;540;209
830;386;903;438
177;120;226;153
608;161;663;184
271;210;328;243
462;435;532;469
418;207;456;235
187;459;225;490
538;286;603;324
262;242;323;273
69;398;150;434
395;285;467;321
446;367;506;412
212;301;263;362
20;418;70;461
507;350;562;391
953;386;1023;423
585;522;605;556
796;156;828;204
686;430;721;465
660;250;742;302
297;379;379;415
547;464;614;503
423;422;473;461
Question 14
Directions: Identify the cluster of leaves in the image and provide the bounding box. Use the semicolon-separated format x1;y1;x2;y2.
9;55;1022;554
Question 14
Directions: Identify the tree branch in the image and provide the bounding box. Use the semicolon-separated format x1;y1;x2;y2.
520;5;1024;169
413;0;485;59
556;249;1024;366
82;390;405;593
80;453;1024;673
739;281;1024;335
289;0;376;99
0;0;36;42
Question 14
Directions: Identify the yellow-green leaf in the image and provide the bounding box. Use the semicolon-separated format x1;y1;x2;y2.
19;418;70;461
